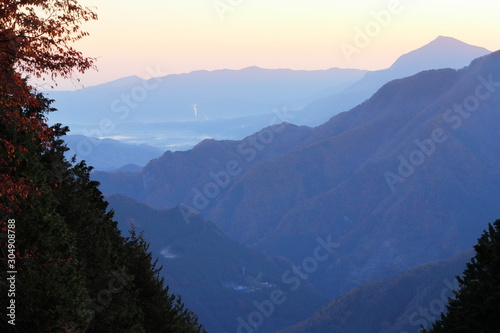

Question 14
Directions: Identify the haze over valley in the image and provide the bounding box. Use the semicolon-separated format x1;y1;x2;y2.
3;1;500;332
92;44;500;332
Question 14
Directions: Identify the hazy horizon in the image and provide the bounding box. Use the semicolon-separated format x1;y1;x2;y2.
38;0;500;90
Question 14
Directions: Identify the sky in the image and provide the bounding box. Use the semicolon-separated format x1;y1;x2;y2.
50;0;500;90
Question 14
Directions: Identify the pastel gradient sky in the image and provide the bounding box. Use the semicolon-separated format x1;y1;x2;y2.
56;0;499;89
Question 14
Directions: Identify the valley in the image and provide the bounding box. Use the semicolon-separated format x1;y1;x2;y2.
3;1;500;332
89;41;500;331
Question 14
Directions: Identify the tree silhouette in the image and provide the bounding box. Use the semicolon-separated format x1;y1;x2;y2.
0;0;97;81
1;1;205;331
422;219;500;332
0;0;97;214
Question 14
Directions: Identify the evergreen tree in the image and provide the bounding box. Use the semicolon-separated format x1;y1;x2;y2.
124;229;205;333
1;1;205;331
53;136;146;332
423;219;500;333
1;93;206;332
0;93;92;331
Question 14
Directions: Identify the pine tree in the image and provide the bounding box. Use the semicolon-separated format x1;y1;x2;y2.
124;229;205;333
1;1;205;331
1;93;206;331
422;219;500;333
52;142;146;332
0;93;92;331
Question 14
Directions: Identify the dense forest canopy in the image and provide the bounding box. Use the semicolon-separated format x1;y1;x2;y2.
0;1;204;331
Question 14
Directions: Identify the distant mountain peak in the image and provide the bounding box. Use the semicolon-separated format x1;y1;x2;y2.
241;65;264;71
78;75;144;91
433;35;464;42
390;36;491;71
425;35;490;51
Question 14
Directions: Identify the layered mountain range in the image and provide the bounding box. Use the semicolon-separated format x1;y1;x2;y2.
106;194;329;333
295;36;491;125
95;50;500;304
106;193;482;333
47;66;366;125
49;36;489;159
279;250;473;333
63;134;163;171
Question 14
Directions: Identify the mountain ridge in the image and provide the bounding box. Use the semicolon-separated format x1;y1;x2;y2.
295;36;492;126
94;50;500;301
106;194;329;333
279;249;473;333
47;67;366;125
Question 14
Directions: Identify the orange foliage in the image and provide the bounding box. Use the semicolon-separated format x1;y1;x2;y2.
0;0;97;214
0;0;98;81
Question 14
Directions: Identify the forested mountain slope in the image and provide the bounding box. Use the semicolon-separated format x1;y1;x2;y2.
95;51;500;300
